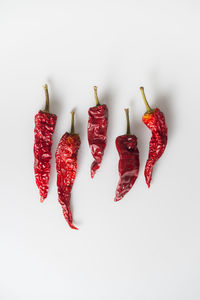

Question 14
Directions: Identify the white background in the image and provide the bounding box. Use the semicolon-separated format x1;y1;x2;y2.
0;0;200;299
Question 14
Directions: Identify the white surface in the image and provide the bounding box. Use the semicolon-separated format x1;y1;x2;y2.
0;0;200;299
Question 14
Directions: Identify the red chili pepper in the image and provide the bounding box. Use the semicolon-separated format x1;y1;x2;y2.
114;108;139;202
88;86;108;178
34;84;57;202
140;87;168;187
55;112;81;230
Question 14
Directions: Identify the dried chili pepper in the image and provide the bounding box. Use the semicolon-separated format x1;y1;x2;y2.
88;86;108;178
34;84;57;202
55;111;80;230
140;87;168;187
114;108;139;202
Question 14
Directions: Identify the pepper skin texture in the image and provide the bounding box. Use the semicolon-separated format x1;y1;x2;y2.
115;135;139;201
143;108;167;187
88;104;108;178
55;132;80;230
34;110;57;202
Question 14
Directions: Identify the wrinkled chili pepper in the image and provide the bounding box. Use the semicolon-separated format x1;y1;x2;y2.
34;84;57;202
55;111;81;230
114;108;139;202
88;86;108;178
140;87;168;187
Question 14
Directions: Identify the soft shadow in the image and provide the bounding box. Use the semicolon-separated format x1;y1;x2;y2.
47;79;63;117
101;88;116;148
151;90;174;186
154;91;174;140
150;88;175;186
128;99;147;172
46;78;63;195
75;109;85;171
148;69;175;140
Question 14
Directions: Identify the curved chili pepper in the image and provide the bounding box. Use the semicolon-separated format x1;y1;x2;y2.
114;108;139;202
140;87;168;187
88;86;108;178
55;112;80;230
34;84;57;202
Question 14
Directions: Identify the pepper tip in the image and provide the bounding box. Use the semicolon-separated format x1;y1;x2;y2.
69;223;79;230
40;196;45;203
91;168;95;178
114;197;121;202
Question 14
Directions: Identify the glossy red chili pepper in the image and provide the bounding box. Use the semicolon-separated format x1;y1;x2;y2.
55;112;80;230
88;86;108;178
114;109;139;202
140;87;168;187
34;84;57;202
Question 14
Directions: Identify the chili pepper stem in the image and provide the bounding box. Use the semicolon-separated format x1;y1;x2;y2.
43;84;50;113
71;111;75;134
124;108;131;135
140;87;153;113
93;86;101;106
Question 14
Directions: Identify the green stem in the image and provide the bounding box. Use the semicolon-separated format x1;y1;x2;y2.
43;84;49;112
71;111;75;134
124;108;131;135
140;87;153;113
94;86;100;106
